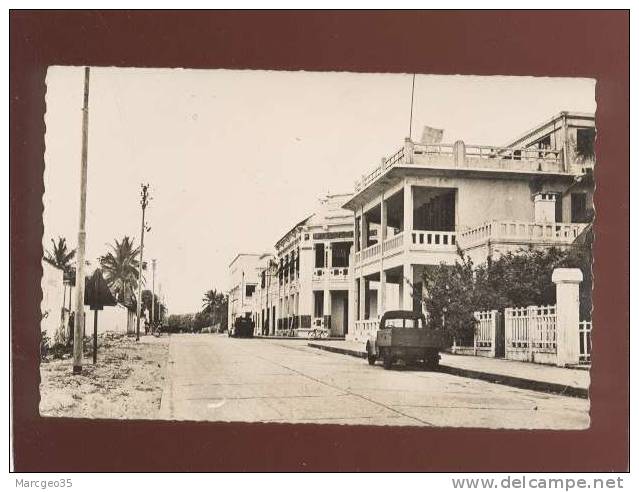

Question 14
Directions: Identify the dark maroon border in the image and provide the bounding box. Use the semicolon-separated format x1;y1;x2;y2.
10;10;629;472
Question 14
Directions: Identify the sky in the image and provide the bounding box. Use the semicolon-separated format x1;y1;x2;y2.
43;67;595;314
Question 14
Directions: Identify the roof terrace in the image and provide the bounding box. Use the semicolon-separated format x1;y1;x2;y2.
354;138;580;194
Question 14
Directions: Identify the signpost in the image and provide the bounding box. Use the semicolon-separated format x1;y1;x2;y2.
84;268;117;364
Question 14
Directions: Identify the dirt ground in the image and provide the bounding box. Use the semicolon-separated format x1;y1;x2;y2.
39;333;170;419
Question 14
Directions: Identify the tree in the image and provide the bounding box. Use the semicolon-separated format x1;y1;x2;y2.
422;249;477;343
99;236;141;305
141;289;164;323
202;289;228;329
44;237;76;273
422;245;593;342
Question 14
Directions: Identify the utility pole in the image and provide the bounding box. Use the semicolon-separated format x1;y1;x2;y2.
409;73;416;140
151;259;157;329
73;66;90;375
136;184;150;341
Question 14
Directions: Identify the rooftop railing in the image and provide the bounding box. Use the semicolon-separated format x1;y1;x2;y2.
354;140;564;193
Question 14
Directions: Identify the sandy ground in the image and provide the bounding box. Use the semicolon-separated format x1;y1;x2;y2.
39;333;169;419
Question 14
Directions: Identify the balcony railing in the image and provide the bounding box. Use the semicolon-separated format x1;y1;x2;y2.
312;267;350;280
383;231;404;253
354;229;457;266
355;147;404;192
457;221;587;249
352;319;379;342
352;222;585;266
410;230;456;249
354;141;565;193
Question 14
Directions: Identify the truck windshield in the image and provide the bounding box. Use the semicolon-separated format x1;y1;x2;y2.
384;318;424;328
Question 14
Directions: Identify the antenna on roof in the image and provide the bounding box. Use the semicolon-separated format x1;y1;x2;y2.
408;73;416;140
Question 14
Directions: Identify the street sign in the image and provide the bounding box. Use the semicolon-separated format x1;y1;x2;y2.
84;268;116;363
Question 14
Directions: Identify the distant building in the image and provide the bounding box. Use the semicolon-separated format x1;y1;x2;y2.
41;261;66;343
253;255;279;336
259;193;355;337
343;111;595;342
227;253;271;331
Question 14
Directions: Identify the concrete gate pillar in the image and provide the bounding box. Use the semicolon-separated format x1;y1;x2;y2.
552;268;583;367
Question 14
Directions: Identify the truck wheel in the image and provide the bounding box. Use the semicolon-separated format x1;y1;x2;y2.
424;351;440;370
382;351;393;370
366;342;376;365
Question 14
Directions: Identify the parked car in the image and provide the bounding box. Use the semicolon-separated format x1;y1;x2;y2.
365;310;450;370
229;315;255;338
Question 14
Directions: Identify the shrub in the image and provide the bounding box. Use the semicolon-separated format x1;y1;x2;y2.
421;245;592;341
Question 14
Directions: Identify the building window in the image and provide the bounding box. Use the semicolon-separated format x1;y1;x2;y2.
576;128;595;160
571;193;588;223
245;284;256;297
332;242;351;267
315;243;325;268
537;135;551;149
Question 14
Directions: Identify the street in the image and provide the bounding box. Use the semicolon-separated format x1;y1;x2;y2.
159;334;589;429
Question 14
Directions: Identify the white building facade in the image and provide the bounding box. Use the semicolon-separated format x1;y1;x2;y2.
253;194;354;337
343;112;595;342
227;253;272;331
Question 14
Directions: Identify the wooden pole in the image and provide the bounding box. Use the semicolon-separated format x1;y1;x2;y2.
151;259;156;330
409;73;416;140
73;66;90;375
93;309;98;364
136;184;149;341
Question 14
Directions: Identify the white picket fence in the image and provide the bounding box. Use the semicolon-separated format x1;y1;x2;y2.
579;320;592;364
504;305;557;364
452;306;592;367
451;310;498;358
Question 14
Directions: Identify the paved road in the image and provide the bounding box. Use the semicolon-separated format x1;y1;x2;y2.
159;334;589;428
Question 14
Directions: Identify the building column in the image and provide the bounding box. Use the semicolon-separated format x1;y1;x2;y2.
380;195;388;242
552;268;583;367
403;181;413;232
326;242;332;269
354;213;360;253
401;263;414;311
359;276;366;321
323;288;332;332
348;270;357;339
379;269;387;317
361;206;368;250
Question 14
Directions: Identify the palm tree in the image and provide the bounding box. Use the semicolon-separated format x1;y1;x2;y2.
99;236;141;305
202;289;219;316
44;237;76;273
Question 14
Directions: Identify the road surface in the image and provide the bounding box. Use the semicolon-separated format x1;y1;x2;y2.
159;334;589;428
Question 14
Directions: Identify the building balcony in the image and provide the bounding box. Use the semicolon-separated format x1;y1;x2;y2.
354;229;458;269
457;221;587;250
312;266;350;282
352;221;586;270
354;141;570;194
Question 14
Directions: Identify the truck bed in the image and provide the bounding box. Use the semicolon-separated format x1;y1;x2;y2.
377;327;448;349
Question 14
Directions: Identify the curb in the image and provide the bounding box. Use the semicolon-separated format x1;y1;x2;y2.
307;342;588;399
256;336;346;341
308;342;367;359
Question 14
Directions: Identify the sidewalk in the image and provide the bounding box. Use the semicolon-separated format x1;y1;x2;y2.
307;340;590;398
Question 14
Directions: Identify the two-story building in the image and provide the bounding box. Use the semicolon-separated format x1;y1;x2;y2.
261;193;354;337
343;111;595;342
253;255;279;336
227;253;272;332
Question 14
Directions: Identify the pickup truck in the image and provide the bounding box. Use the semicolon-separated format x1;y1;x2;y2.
366;310;450;370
